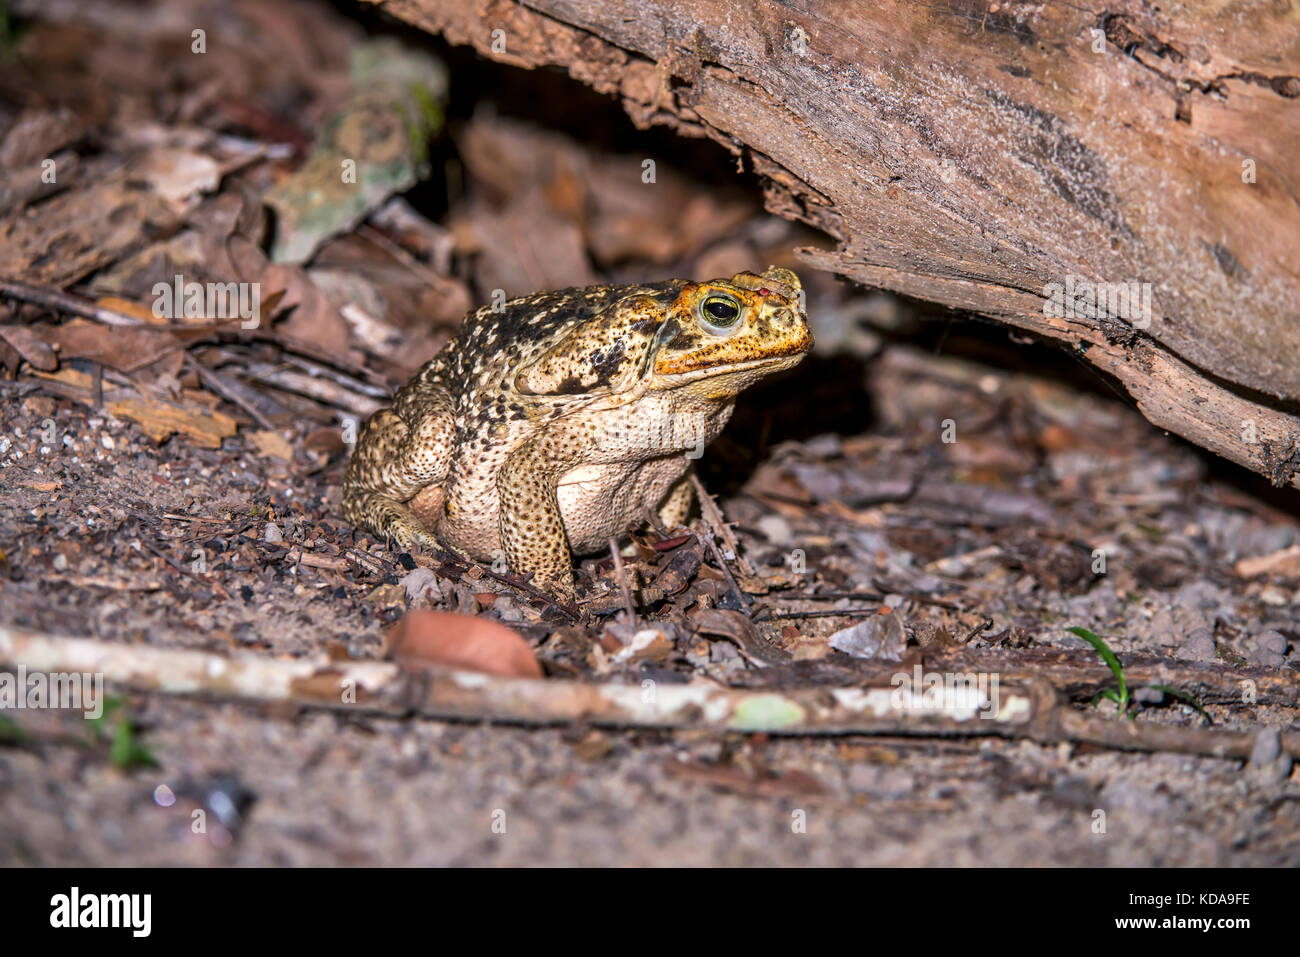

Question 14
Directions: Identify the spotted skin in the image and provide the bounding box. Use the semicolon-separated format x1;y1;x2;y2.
342;267;813;596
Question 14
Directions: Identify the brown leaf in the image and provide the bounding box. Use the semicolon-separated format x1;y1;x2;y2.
385;610;543;679
259;262;354;356
248;429;295;461
0;325;58;371
106;396;237;448
0;108;84;170
95;295;166;325
37;318;180;372
689;608;791;665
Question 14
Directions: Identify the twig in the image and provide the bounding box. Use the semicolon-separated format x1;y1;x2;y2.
0;278;232;330
3;625;1296;760
781;587;966;612
279;354;391;399
689;472;756;576
0;278;147;327
359;223;447;290
609;536;637;624
695;523;751;611
241;363;383;416
139;538;206;582
185;355;277;431
961;618;994;643
754;608;880;621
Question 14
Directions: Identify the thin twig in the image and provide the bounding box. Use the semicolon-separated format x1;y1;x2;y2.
185;355;277;431
359;223;447;289
0;278;232;330
241;363;382;416
279;354;391;399
689;472;756;576
754;608;880;622
609;537;637;625
695;524;751;612
960;618;994;643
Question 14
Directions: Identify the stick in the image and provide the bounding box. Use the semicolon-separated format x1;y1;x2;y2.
3;626;1296;760
696;523;751;612
0;278;232;330
689;472;756;576
185;356;277;431
608;536;637;625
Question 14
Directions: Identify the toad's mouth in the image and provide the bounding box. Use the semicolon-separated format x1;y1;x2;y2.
652;348;809;384
653;335;813;380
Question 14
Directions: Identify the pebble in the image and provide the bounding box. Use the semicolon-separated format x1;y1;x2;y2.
755;514;793;546
829;613;906;661
400;567;442;605
1258;586;1288;607
1246;630;1287;669
1247;727;1292;786
263;522;283;544
1249;727;1281;766
1179;627;1216;662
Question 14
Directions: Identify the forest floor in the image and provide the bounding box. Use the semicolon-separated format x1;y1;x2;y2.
0;0;1296;865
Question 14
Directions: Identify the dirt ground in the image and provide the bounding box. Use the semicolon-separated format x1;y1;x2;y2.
0;0;1297;866
3;338;1299;866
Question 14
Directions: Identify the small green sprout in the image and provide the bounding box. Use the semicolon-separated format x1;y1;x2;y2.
1068;626;1128;716
0;713;25;741
1067;626;1209;725
88;697;159;769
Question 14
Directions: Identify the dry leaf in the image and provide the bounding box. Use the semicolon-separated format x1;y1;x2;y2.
107;396;237;448
96;295;166;324
37;318;180;372
0;325;58;370
385;610;543;679
132;147;221;205
249;429;295;461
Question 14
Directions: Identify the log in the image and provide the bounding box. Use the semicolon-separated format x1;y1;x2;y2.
370;0;1300;486
6;624;1299;758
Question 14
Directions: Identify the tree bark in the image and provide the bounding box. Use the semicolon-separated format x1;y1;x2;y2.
372;0;1300;486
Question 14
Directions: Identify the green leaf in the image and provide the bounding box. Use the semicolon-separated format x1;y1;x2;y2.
1068;626;1128;716
0;713;25;741
109;717;158;770
87;696;158;769
1142;683;1212;726
87;695;125;742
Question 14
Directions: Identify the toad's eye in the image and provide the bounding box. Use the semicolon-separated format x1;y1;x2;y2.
699;293;741;332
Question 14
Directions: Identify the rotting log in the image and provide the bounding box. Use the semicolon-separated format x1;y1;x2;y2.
370;0;1300;486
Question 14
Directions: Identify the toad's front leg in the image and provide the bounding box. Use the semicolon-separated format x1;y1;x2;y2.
497;438;576;598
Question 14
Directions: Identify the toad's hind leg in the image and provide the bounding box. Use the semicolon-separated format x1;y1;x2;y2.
657;469;696;529
342;380;455;551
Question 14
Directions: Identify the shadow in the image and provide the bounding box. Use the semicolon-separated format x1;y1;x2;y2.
700;353;874;495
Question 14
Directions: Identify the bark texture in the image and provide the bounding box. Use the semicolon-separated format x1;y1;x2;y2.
371;0;1300;486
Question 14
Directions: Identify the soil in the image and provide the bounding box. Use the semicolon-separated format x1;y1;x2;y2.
0;0;1297;866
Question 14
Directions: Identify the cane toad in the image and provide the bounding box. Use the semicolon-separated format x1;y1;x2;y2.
343;267;812;596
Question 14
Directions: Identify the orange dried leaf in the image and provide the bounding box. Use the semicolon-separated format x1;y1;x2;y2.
385;610;543;679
